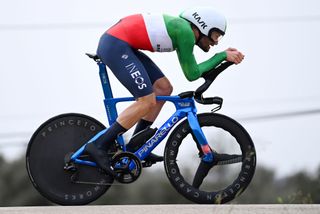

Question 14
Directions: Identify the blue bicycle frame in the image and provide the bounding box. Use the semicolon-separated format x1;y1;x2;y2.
70;60;214;167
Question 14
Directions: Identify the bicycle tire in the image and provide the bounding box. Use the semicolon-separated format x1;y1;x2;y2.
26;113;114;205
164;113;256;204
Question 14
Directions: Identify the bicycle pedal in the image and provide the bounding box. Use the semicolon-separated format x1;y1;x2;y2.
145;153;164;163
142;161;153;168
64;163;77;171
142;157;164;168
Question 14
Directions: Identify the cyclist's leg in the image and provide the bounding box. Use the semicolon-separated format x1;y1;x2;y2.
144;76;173;122
97;35;157;129
85;95;156;174
133;50;173;131
116;93;163;163
86;34;157;173
116;93;156;129
127;51;172;162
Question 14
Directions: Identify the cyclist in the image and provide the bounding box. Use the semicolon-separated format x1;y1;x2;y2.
85;7;245;176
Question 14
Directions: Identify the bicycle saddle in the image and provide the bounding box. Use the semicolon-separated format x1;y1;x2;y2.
85;53;101;61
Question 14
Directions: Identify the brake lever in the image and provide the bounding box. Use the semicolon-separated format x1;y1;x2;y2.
210;97;223;112
195;96;213;105
195;95;223;108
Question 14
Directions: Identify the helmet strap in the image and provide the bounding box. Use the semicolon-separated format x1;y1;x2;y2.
196;32;207;48
190;23;203;46
196;33;209;52
191;23;208;51
195;33;202;45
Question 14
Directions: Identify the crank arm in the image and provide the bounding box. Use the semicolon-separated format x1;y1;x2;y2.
71;179;113;186
70;172;128;186
70;171;114;186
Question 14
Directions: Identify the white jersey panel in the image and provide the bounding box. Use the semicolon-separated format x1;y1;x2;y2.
142;14;173;52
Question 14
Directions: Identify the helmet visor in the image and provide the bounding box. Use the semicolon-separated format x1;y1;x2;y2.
209;31;224;44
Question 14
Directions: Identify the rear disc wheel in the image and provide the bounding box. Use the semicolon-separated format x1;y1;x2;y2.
26;113;114;205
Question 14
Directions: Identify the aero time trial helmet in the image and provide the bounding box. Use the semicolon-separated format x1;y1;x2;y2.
180;7;227;37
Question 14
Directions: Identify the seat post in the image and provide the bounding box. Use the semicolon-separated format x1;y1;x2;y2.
98;61;114;99
96;61;120;127
93;56;125;149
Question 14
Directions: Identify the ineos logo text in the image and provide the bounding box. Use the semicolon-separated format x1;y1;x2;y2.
125;63;147;90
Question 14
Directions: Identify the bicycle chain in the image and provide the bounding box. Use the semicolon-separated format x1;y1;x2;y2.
70;171;125;186
68;151;149;186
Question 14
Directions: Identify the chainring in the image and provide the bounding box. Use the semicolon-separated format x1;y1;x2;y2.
111;152;142;184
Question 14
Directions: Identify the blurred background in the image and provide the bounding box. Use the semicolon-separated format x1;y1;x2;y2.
0;0;320;205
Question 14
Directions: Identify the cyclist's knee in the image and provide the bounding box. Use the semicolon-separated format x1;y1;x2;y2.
161;82;173;96
153;77;173;96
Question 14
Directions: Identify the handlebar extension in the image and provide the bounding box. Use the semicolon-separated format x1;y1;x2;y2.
194;61;234;105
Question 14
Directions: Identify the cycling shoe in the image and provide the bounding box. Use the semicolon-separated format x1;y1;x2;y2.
84;143;115;177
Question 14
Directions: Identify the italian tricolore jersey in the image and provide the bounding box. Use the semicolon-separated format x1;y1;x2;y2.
107;13;227;81
108;14;174;52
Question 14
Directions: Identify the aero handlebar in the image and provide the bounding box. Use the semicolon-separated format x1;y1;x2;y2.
194;61;234;105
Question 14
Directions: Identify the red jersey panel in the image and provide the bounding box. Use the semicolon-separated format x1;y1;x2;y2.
107;14;154;51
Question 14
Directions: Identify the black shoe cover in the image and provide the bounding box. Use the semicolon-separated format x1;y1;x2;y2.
84;143;115;177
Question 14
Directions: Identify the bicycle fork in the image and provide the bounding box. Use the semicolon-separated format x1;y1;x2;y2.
187;112;215;163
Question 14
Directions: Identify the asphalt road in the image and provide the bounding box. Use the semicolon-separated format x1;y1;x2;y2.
0;205;319;214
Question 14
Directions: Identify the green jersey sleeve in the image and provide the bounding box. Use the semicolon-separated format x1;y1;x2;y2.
163;15;227;81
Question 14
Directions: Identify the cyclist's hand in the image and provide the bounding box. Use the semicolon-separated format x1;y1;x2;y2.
225;48;244;64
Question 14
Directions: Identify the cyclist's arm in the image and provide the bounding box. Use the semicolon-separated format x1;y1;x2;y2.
164;15;227;81
177;44;227;81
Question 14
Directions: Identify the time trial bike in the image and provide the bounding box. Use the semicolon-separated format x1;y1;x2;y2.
26;53;256;205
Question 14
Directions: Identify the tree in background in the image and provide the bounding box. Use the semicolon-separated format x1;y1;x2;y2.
0;155;50;206
0;154;319;206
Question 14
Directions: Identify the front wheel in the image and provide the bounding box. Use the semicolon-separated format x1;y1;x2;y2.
164;113;256;204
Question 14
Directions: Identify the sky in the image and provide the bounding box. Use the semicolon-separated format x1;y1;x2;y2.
0;0;320;178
